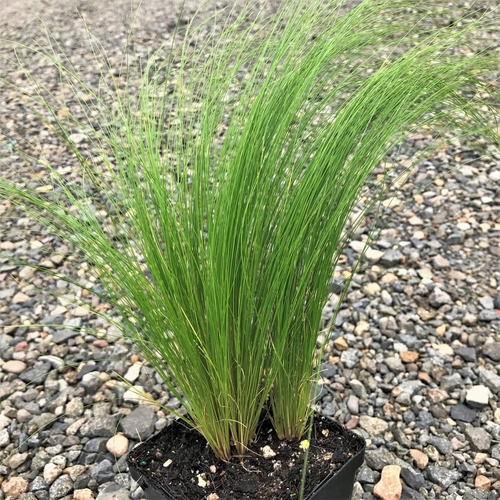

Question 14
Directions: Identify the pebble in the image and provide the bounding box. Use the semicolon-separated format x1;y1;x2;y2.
95;483;130;500
79;415;117;438
400;351;419;363
19;361;52;383
400;468;425;490
49;474;73;499
106;434;129;458
363;283;381;295
373;465;402;500
479;310;498;321
429;287;453;308
359;416;389;436
409;449;429;470
1;477;29;498
465;426;492;452
380;250;404;268
450;404;476;423
123;385;146;403
475;475;491;491
1;360;27;374
8;452;29;469
340;349;358;369
12;292;30;304
465;385;490;408
333;337;349;351
482;342;500;361
426;466;462;488
44;462;63;485
120;405;156;440
74;489;95;500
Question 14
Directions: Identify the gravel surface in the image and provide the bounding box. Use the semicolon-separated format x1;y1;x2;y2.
1;1;499;500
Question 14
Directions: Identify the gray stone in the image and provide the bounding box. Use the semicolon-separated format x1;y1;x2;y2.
380;249;404;268
83;437;108;453
429;287;453;308
349;380;367;398
79;415;117;438
399;380;423;397
364;448;410;471
80;372;104;394
440;373;462;391
51;329;79;344
120;405;156;440
365;448;397;471
340;349;358;369
393;428;411;448
49;474;73;500
96;482;130;500
455;347;476;362
479;310;499;322
91;458;115;484
347;395;359;415
359;416;388;436
32;451;51;471
29;413;56;433
450;404;476;423
427;466;462;488
357;466;378;484
401;486;426;500
29;476;47;492
19;362;52;384
479;296;494;309
492;444;500;460
385;356;404;372
426;436;452;455
482;342;500;361
447;232;465;245
401;467;425;489
465;426;491;451
478;369;500;394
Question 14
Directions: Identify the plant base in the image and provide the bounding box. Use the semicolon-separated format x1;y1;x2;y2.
127;413;365;500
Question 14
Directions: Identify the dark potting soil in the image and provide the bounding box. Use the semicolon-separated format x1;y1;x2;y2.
127;413;364;500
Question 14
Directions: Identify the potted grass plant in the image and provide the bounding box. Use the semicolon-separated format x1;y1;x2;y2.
1;0;498;498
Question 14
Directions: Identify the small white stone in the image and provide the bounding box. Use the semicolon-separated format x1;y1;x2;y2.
0;428;10;447
124;363;142;383
466;385;490;408
106;434;129;458
123;385;145;403
261;445;276;458
0;415;11;431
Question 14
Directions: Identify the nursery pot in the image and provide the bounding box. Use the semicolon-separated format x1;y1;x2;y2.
127;415;366;500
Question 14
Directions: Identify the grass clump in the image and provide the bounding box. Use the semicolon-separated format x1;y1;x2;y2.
1;0;498;467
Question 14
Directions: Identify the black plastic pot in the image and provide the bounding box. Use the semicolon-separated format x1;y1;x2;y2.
128;423;365;500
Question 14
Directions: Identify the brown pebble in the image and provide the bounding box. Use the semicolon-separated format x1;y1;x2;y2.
74;488;94;500
475;475;491;491
400;351;419;363
1;360;27;374
1;477;29;498
373;465;402;500
409;449;429;469
333;337;348;351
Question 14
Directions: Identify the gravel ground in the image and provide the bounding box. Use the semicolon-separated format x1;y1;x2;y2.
1;1;499;500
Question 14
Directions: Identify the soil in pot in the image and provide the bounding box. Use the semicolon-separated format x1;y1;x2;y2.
127;413;365;500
